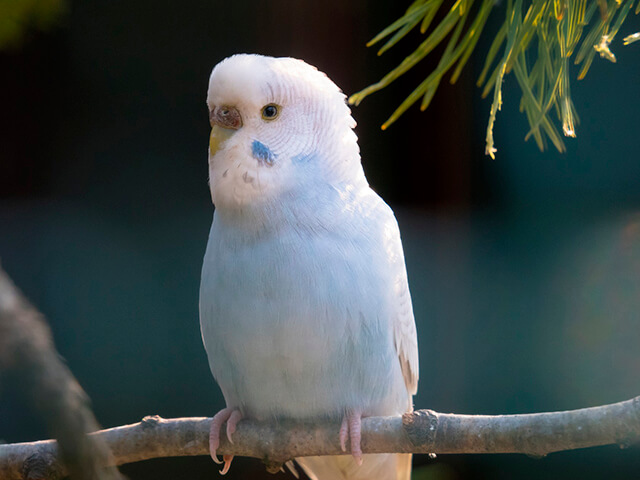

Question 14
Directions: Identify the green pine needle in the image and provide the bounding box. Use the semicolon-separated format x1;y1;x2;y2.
349;0;640;157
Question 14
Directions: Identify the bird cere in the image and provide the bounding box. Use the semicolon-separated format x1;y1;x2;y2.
200;54;419;479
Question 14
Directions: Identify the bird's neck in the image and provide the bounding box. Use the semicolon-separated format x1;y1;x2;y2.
213;175;368;238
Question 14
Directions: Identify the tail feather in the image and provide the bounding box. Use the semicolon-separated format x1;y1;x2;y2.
297;453;412;480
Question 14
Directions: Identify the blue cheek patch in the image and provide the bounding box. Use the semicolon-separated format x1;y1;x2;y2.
251;140;276;166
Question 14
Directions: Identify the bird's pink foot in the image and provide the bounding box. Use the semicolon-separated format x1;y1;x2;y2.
339;409;363;466
209;407;243;475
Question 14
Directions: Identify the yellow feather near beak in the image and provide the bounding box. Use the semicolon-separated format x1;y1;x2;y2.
209;125;237;156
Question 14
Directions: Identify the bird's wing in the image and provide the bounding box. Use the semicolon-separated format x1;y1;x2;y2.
392;256;419;395
381;205;419;396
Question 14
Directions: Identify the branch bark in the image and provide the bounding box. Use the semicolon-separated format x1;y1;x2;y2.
1;396;639;479
0;265;122;480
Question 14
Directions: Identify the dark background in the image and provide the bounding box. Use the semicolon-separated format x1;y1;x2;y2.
1;1;639;479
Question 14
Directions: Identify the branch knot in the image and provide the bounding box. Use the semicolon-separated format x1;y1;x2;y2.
402;409;438;448
22;452;62;480
141;415;162;429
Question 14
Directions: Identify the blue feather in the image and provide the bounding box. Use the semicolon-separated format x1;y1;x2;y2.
251;140;276;166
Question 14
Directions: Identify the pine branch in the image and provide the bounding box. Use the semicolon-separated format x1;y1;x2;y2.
1;396;639;479
349;0;640;156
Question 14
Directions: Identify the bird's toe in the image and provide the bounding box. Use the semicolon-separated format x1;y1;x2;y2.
339;410;363;466
209;407;242;470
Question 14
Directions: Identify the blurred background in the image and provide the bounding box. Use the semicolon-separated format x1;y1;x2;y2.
1;0;639;479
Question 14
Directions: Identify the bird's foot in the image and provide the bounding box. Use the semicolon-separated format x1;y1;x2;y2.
339;409;363;466
209;407;243;475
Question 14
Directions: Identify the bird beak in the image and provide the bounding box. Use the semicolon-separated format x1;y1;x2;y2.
209;105;242;156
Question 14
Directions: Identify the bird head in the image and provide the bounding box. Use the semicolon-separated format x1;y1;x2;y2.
206;54;362;211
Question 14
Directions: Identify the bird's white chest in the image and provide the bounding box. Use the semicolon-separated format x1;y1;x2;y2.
200;215;400;419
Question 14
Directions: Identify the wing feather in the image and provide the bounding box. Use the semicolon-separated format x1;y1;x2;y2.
377;201;419;396
393;268;419;395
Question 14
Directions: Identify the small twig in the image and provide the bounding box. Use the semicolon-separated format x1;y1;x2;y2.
1;396;639;479
0;265;122;480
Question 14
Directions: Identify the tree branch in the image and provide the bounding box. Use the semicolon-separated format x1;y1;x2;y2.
0;265;122;480
1;396;639;479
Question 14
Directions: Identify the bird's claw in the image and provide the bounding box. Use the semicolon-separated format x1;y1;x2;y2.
226;410;242;443
220;455;234;475
339;410;363;466
209;407;243;472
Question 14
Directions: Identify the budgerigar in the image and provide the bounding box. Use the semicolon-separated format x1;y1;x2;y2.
199;54;419;480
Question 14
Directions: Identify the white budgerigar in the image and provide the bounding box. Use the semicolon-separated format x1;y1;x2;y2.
199;54;419;480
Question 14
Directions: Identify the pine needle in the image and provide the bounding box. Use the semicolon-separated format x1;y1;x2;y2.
349;0;640;156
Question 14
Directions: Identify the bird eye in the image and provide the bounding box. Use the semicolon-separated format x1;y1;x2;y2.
261;104;279;120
